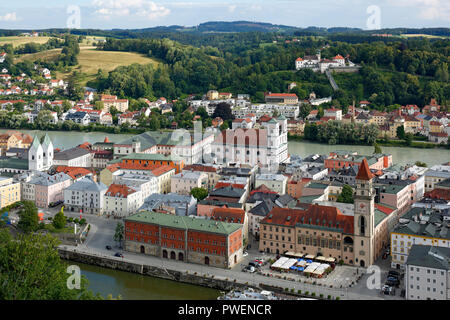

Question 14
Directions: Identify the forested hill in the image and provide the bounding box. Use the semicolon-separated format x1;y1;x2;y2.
90;34;449;110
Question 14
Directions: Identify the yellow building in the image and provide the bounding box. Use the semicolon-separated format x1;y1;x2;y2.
429;121;444;133
206;90;219;100
0;131;33;154
403;116;421;134
0;177;21;209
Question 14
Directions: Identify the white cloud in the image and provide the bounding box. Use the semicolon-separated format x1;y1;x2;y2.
228;5;237;13
0;12;17;22
250;4;262;11
92;0;170;20
386;0;450;21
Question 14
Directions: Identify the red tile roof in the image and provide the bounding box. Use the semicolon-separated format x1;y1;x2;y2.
356;158;374;180
211;207;245;223
214;182;246;189
424;189;450;201
106;184;136;198
55;166;95;180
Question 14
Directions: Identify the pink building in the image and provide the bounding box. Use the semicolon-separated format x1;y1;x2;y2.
23;172;72;208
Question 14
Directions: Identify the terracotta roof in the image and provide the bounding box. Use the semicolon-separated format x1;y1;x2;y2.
356;158;374;180
183;164;217;173
211;207;245;224
424;189;450;201
262;205;354;234
151;165;175;177
214;182;246;189
250;184;277;195
106;184;136;198
375;204;395;215
266;93;298;98
55;166;95;180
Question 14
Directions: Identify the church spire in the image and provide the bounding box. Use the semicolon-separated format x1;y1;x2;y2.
356;158;374;181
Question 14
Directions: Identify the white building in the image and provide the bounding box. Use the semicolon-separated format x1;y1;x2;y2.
211;116;289;170
255;173;288;195
405;245;450;300
103;184;142;218
53;147;92;167
391;207;450;269
63;176;107;215
28;133;53;171
170;171;209;195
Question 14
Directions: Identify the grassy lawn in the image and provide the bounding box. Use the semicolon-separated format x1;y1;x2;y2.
17;47;161;85
44;223;74;234
400;34;448;39
0;36;54;47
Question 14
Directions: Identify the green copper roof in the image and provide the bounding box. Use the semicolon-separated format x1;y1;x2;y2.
0;158;28;170
41;133;52;147
125;211;242;236
121;152;183;162
267;118;278;124
277;115;287;120
31;135;41;149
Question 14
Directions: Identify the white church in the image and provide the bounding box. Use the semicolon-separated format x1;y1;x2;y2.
211;115;289;171
28;133;54;171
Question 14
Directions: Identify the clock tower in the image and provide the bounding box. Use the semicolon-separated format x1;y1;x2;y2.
353;158;375;267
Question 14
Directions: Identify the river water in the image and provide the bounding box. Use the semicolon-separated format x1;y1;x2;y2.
2;128;448;299
2;129;448;167
77;262;221;300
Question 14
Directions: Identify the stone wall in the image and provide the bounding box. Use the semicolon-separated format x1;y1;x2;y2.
58;248;253;292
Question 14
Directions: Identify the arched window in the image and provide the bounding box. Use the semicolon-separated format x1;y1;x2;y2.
360;216;366;235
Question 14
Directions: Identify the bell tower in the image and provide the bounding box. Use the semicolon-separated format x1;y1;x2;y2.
353;158;375;267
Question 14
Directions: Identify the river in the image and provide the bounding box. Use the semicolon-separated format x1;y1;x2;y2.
77;262;221;300
1;129;448;167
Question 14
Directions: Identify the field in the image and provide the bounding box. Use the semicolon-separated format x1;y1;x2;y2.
17;47;160;85
0;36;53;47
400;34;448;39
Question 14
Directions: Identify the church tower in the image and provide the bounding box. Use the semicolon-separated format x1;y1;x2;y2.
41;133;53;170
353;158;375;267
265;118;280;171
28;136;44;171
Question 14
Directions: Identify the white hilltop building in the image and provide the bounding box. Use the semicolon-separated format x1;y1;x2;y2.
295;51;351;73
28;133;54;171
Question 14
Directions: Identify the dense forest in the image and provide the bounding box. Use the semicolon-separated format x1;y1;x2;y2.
90;33;449;109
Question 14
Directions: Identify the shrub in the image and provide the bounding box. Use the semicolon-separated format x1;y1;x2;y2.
298;290;302;294
327;295;331;300
336;297;340;300
320;294;323;298
311;292;316;297
305;291;309;295
284;288;289;292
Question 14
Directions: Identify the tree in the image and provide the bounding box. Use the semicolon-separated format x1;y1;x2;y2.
53;209;66;230
114;222;124;247
17;201;39;233
373;143;382;154
94;101;104;111
405;133;413;146
0;229;101;300
190;187;209;201
337;185;354;204
35;110;54;130
396;125;405;140
415;161;427;167
212;102;234;121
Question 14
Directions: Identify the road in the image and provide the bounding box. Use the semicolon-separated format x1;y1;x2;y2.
41;206;402;300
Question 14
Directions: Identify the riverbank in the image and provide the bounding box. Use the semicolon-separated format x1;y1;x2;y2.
59;247;257;294
288;134;448;150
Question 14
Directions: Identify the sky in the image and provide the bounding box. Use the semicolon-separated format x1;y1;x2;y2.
0;0;449;30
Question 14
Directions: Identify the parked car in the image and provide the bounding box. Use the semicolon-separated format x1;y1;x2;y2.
243;266;255;273
381;285;395;296
248;262;260;269
106;245;112;250
388;270;400;278
253;259;263;266
114;252;123;258
243;251;248;257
